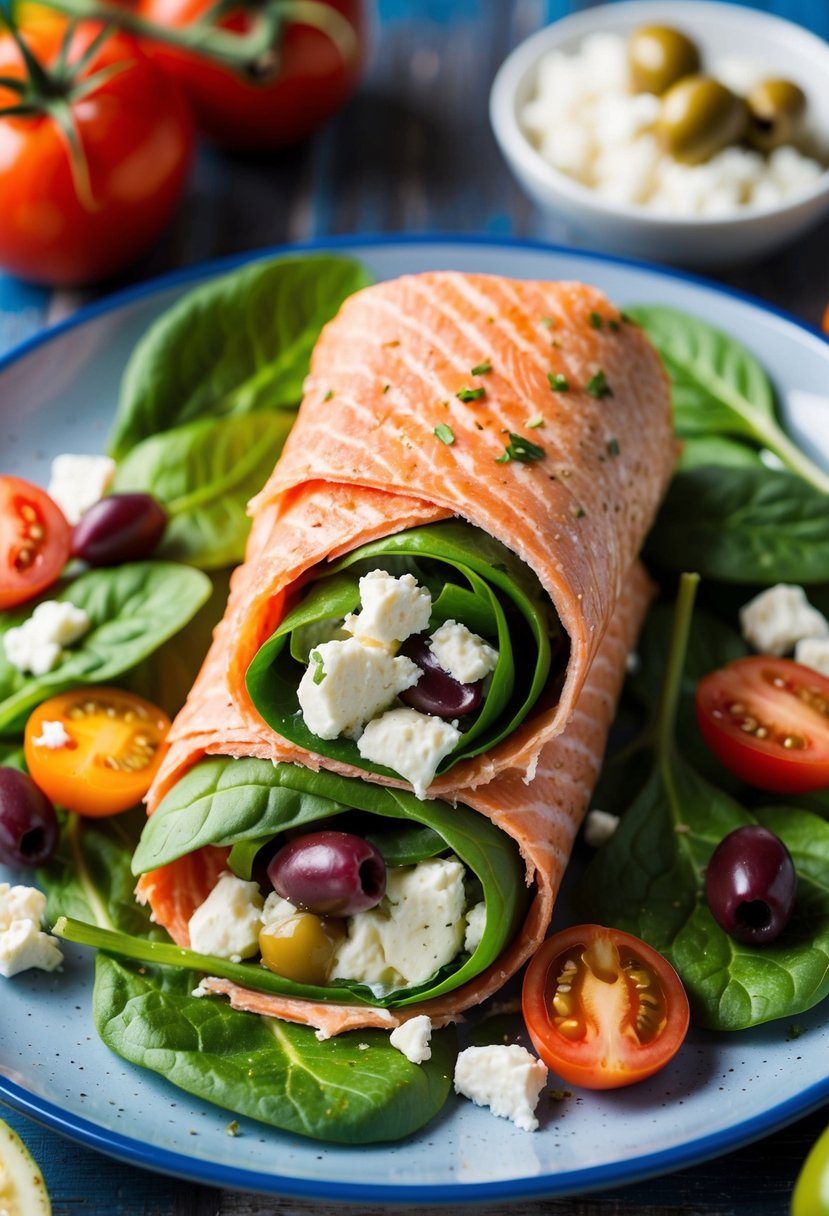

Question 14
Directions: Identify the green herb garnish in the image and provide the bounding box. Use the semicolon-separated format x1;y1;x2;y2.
456;386;486;403
586;369;612;399
607;436;620;457
526;414;544;429
471;360;492;376
434;424;455;446
540;316;554;329
310;650;326;684
547;372;569;392
590;312;603;329
323;389;334;402
495;433;545;464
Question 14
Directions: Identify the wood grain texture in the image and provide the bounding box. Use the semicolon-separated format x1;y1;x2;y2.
0;1;827;1212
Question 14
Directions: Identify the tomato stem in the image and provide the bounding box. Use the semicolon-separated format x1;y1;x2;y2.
38;0;357;79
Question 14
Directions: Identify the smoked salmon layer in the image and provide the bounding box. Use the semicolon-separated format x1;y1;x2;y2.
134;562;652;1037
150;271;675;804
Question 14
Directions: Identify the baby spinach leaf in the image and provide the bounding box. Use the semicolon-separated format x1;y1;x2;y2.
645;467;829;585
0;740;24;770
109;254;372;460
580;574;829;1030
112;412;294;569
676;437;764;472
129;757;528;1008
94;957;456;1143
0;562;211;733
628;305;829;493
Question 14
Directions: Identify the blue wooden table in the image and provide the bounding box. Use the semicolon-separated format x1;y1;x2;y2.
1;2;828;1212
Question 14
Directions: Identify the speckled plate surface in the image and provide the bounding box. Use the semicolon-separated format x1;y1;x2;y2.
1;237;828;1203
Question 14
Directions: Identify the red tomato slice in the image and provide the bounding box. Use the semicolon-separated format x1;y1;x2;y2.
522;925;689;1090
0;477;72;609
696;656;829;794
24;688;171;817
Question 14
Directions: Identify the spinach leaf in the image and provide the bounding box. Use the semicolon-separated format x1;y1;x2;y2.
112;412;294;569
246;520;560;779
645;467;829;585
676;437;764;472
0;740;24;770
580;575;829;1030
628;305;829;493
0;562;211;733
109;255;372;460
128;756;528;1008
39;809;160;939
94;957;456;1143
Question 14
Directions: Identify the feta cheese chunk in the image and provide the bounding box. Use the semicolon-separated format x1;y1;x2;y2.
47;453;116;524
739;584;829;656
795;637;829;677
0;883;63;978
584;809;620;848
261;893;298;927
344;570;432;645
298;638;420;740
390;1014;433;1064
187;873;264;961
30;719;73;750
3;600;91;676
464;901;487;953
357;706;461;798
332;856;467;990
453;1045;547;1132
428;620;498;684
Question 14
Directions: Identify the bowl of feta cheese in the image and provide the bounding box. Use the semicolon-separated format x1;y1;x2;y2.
489;0;829;264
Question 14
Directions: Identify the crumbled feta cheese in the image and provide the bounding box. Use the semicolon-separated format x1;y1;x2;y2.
739;584;829;656
47;453;116;524
357;706;461;798
0;883;63;978
428;620;498;684
298;638;420;740
344;570;432;645
261;893;297;927
332;856;467;990
390;1014;433;1064
453;1045;547;1132
464;901;487;953
30;720;73;750
794;637;829;677
187;873;264;961
584;809;620;848
3;600;91;676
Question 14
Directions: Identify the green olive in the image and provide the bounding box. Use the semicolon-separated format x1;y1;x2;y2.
628;25;701;95
746;78;807;152
657;75;749;164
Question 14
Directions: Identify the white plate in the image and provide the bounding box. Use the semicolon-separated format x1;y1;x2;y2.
1;236;828;1203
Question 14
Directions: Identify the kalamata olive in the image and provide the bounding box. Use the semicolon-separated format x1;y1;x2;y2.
657;75;749;164
0;767;59;867
628;25;701;96
705;824;797;944
72;493;167;566
267;830;387;916
747;79;807;152
399;634;484;718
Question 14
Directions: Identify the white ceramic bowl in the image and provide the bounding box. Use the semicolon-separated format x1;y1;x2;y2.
490;0;829;265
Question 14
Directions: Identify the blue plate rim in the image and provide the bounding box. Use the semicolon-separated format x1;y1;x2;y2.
1;232;828;1202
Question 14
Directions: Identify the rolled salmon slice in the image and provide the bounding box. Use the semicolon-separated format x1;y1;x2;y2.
137;561;652;1035
149;271;674;803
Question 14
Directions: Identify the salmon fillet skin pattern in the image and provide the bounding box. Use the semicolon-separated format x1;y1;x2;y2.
139;271;675;1033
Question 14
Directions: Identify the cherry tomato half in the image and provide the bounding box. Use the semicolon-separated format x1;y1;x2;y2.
0;21;193;285
136;0;364;151
24;689;171;816
522;925;689;1090
0;477;71;610
696;657;829;794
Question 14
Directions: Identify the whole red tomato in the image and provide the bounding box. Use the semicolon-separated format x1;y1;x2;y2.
0;21;194;285
136;0;364;151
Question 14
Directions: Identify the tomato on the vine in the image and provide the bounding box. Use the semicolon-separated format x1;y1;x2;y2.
24;688;171;816
696;656;829;794
0;20;193;285
0;477;71;609
136;0;364;151
522;925;689;1090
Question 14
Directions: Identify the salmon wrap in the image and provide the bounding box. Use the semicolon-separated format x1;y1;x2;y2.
133;562;652;1037
152;272;675;802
